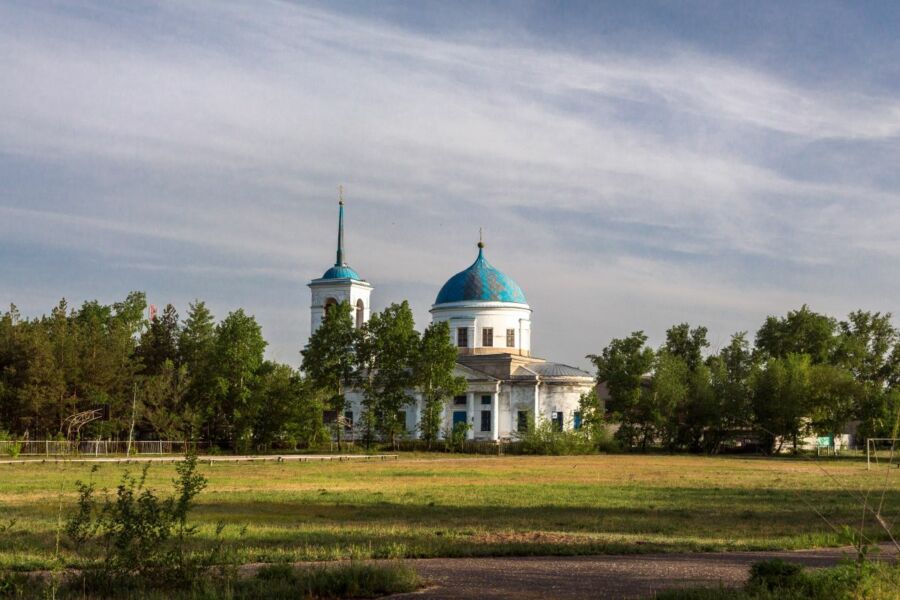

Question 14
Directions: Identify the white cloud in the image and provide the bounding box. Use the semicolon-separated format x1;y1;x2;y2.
0;0;898;366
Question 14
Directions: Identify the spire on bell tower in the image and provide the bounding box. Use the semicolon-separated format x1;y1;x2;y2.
336;185;346;267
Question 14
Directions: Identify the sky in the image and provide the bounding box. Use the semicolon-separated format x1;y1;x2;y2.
1;0;900;370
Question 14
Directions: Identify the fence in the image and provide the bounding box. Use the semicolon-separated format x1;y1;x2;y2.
395;439;526;455
0;440;203;457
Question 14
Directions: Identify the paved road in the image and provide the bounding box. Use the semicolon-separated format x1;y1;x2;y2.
386;545;898;599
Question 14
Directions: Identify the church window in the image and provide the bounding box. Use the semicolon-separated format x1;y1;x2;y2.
457;327;468;348
506;328;515;347
482;327;493;347
355;299;364;328
343;411;354;431
552;411;564;432
517;410;528;432
453;395;467;406
480;410;491;432
574;411;583;430
398;410;407;431
481;394;491;405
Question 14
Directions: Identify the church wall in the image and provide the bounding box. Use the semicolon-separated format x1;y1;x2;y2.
539;382;593;429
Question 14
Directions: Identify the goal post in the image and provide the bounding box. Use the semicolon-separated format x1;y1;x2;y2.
866;438;899;470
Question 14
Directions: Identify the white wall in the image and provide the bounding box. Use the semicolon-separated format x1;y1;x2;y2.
309;279;372;334
431;301;532;354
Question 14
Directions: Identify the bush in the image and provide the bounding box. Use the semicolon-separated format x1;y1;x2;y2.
747;559;804;592
443;421;471;453
0;562;420;599
517;418;595;455
65;453;209;587
656;560;900;600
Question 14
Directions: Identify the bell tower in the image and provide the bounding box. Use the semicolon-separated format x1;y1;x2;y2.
308;188;372;335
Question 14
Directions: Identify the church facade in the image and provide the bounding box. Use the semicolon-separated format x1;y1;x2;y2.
308;200;595;441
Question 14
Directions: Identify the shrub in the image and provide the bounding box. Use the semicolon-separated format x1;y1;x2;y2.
250;562;420;599
65;453;209;587
747;559;804;592
517;418;595;455
443;421;471;453
4;441;21;459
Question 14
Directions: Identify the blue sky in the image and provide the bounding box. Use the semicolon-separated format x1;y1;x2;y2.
2;0;899;369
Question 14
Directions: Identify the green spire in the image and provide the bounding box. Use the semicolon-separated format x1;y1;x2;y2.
336;186;345;267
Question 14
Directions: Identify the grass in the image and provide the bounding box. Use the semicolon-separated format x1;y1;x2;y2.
0;562;420;599
654;559;900;599
0;454;898;570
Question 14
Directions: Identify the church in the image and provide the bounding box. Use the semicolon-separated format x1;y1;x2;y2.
308;199;595;441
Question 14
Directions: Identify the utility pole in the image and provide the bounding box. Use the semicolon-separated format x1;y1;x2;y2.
126;383;137;456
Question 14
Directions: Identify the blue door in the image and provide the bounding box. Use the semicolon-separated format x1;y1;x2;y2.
452;411;467;426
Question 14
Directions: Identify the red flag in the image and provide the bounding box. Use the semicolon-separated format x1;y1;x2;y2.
149;304;157;321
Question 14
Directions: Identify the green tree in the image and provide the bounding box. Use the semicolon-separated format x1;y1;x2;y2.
588;332;655;449
251;362;304;451
705;332;755;453
210;309;267;450
834;310;899;439
138;360;192;441
301;301;357;449
663;323;709;371
660;323;711;451
413;321;465;447
755;305;837;364
136;304;180;375
651;351;690;450
178;301;217;440
752;354;810;453
356;302;420;447
807;363;861;441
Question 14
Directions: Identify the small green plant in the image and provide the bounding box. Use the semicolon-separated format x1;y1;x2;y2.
65;453;208;588
443;421;471;453
4;440;22;459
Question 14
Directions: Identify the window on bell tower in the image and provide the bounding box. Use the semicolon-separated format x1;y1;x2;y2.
482;327;493;347
457;327;468;348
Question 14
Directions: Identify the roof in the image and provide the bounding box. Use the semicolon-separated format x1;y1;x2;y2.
434;245;527;305
320;265;362;280
513;362;593;379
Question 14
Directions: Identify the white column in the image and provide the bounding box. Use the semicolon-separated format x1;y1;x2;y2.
533;381;540;425
491;388;500;441
466;392;475;440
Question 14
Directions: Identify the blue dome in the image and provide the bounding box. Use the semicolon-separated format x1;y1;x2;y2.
434;246;527;305
321;265;361;280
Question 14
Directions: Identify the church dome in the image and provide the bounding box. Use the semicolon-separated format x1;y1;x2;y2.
321;265;361;280
434;244;527;305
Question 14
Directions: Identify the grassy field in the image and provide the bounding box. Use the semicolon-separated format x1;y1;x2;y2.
0;454;898;570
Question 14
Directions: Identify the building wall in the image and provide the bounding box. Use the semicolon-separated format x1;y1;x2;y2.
431;301;532;355
340;378;593;441
309;279;372;333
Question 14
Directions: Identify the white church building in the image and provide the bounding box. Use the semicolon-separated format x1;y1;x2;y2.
308;200;595;440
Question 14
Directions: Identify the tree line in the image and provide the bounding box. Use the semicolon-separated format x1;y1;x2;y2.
0;293;463;451
590;306;900;453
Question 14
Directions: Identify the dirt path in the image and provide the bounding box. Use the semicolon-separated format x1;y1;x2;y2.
385;545;898;599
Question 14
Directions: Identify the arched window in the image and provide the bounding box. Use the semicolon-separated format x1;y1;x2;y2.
356;299;365;328
322;298;337;322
